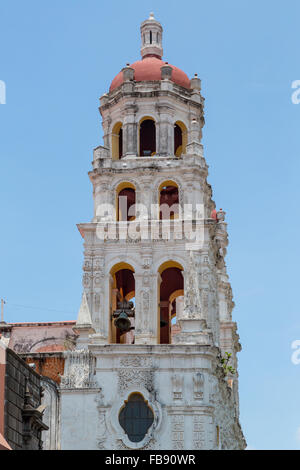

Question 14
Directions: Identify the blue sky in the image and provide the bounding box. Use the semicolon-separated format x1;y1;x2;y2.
0;0;300;450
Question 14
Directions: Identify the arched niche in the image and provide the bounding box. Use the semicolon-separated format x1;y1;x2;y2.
116;182;136;221
169;289;184;340
158;180;180;220
139;116;156;157
174;121;187;157
112;122;123;160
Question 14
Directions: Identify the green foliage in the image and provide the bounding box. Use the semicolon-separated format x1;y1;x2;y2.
220;352;236;375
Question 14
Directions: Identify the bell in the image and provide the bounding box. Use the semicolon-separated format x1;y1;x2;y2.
160;317;167;327
114;311;131;332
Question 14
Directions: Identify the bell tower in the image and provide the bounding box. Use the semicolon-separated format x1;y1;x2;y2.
60;14;246;450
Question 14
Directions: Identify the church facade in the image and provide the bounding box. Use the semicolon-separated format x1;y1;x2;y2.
59;14;246;450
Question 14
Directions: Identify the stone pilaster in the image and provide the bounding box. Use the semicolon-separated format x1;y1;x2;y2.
123;105;138;157
156;105;174;156
134;267;157;344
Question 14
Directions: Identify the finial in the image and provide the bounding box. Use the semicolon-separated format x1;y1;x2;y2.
217;208;226;222
149;12;155;19
0;298;6;324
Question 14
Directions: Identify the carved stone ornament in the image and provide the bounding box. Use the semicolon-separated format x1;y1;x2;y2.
171;414;184;450
60;350;98;389
82;273;91;288
193;372;204;400
171;374;184;400
182;251;202;319
118;369;154;395
142;258;152;269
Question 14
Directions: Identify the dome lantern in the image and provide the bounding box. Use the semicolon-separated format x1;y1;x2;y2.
140;12;163;59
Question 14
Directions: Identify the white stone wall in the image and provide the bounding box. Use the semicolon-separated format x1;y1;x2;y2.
60;346;245;450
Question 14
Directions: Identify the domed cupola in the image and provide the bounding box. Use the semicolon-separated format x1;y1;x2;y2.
109;13;191;92
98;13;204;161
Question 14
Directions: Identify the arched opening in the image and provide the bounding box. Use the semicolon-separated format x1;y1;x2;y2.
110;263;135;344
169;289;184;340
159;180;180;220
158;261;184;344
139;117;156;157
112;122;123;160
116;182;136;221
174;121;187;157
119;393;154;443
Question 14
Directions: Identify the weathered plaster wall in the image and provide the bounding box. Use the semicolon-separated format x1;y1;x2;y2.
7;322;77;354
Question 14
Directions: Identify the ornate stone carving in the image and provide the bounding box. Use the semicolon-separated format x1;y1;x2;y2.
193;372;204;400
200;287;209;314
193;415;205;449
118;369;154;394
94;293;100;313
171;374;184;400
93;272;103;287
82;273;91;288
142;258;152;269
171;415;184;450
93;257;104;272
142;290;150;311
115;438;156;450
60;351;98;389
96;408;107;450
182;251;201;319
83;259;92;271
119;356;153;368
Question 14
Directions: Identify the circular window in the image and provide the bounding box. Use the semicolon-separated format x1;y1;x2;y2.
119;393;154;443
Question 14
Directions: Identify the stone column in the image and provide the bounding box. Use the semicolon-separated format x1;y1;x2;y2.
137;178;153;219
92;254;105;333
123;104;138;157
89;273;111;345
94;182;113;222
156;105;174;156
134;269;157;345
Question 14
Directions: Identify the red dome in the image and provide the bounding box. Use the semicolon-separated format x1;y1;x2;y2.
109;56;190;92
